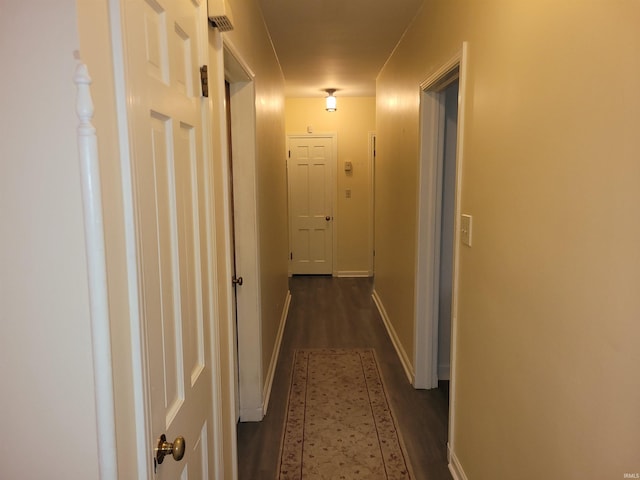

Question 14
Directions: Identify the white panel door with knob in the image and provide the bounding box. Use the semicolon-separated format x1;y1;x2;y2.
120;0;214;477
288;136;335;275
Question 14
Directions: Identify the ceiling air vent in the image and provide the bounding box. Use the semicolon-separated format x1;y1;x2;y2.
207;0;234;31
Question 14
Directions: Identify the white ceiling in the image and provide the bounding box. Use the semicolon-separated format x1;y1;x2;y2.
257;0;425;98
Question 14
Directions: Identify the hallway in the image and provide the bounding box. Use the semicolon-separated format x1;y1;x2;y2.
237;276;451;479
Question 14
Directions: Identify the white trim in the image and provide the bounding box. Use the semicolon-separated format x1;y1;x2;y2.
197;10;225;478
372;290;414;384
448;41;469;460
262;290;292;415
209;28;240;479
420;60;461;91
223;37;256;79
223;40;265;424
74;61;118;480
448;445;469;480
202;102;225;480
107;0;150;476
335;270;372;278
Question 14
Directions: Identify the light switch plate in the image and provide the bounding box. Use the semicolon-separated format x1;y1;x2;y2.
461;214;472;247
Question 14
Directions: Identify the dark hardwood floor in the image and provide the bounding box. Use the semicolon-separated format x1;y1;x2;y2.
237;276;451;480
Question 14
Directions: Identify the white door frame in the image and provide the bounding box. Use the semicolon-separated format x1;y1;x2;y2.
413;41;468;461
286;134;337;276
222;39;264;422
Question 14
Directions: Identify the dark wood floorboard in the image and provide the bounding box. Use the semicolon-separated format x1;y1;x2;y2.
237;276;451;480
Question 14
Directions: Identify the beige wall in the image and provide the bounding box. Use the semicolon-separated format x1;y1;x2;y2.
286;97;376;275
376;0;640;478
1;2;101;478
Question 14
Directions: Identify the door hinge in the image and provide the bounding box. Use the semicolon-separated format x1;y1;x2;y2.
200;65;208;97
288;150;291;158
290;252;293;260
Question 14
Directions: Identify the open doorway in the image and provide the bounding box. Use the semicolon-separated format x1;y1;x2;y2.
414;61;461;390
223;42;264;422
413;43;468;472
436;80;458;383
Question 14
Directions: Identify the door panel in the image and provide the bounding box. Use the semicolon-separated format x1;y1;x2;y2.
122;0;212;477
288;137;334;275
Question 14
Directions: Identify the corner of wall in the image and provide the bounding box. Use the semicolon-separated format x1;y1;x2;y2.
262;289;292;415
448;444;469;480
371;289;415;384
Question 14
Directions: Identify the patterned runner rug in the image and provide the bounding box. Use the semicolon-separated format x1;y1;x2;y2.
277;348;414;479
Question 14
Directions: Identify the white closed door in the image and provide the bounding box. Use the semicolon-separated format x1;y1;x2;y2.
121;0;213;478
288;136;334;275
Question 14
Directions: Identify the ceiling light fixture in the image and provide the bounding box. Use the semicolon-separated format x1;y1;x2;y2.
325;89;337;112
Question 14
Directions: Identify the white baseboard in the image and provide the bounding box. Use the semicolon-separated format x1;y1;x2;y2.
335;270;372;278
448;445;468;480
371;289;415;384
262;289;291;416
438;363;450;380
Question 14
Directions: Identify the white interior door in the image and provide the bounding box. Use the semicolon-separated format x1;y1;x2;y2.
288;136;335;275
122;0;213;477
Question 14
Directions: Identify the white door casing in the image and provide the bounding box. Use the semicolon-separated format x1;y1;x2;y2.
414;42;468;468
120;0;214;477
288;135;336;275
223;40;265;422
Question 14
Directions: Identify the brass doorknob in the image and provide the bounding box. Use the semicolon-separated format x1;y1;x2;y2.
156;434;186;464
325;215;331;221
